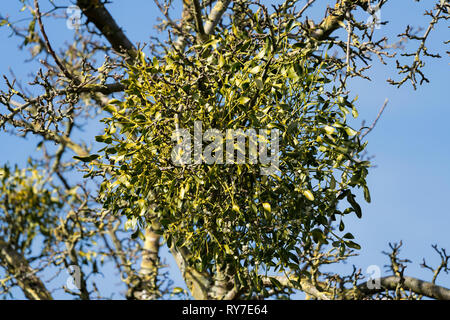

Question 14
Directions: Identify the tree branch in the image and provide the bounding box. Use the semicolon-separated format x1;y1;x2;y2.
192;0;206;38
309;0;373;41
77;82;126;95
76;0;137;60
357;276;450;300
360;98;389;139
261;275;331;300
204;0;232;35
136;225;162;299
0;240;53;300
34;0;74;81
169;243;212;299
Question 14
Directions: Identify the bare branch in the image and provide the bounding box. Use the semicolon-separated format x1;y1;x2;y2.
34;0;74;81
360;98;389;139
261;275;331;300
204;0;232;35
76;0;137;60
357;276;450;300
192;0;206;38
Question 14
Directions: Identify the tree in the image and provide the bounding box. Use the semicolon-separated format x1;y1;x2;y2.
0;0;448;300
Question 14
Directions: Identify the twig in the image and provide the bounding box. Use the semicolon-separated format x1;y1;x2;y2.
361;98;389;139
34;0;74;82
296;0;317;19
192;0;206;38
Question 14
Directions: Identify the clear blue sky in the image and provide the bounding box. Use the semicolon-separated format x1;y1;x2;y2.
0;0;449;299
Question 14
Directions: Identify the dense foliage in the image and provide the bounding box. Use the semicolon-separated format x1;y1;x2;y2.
93;14;370;296
0;0;448;300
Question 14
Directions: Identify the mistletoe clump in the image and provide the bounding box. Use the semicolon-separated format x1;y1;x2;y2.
95;15;370;297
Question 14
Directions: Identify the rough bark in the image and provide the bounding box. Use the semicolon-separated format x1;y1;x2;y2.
0;240;53;300
357;276;450;300
134;225;161;299
76;0;137;59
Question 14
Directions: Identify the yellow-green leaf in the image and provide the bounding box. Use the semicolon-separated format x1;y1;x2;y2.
255;78;264;90
238;96;251;105
173;287;184;294
324;125;335;135
223;244;233;255
303;190;315;201
345;127;358;136
249;65;261;74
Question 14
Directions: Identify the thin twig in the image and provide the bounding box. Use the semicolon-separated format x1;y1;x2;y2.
361;98;389;139
296;0;317;19
33;0;74;81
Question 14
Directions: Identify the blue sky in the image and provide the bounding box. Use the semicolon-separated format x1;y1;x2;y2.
0;0;449;299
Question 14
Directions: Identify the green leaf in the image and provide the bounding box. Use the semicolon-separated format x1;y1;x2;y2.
343;232;354;239
268;277;283;290
173;287;184;294
363;185;371;203
102;104;117;114
153;57;159;69
256;48;266;60
345;127;358;137
347;193;362;218
238;96;251;105
311;228;324;243
346;241;361;250
249;65;261;74
95;134;112;144
223;244;233;255
262;202;271;213
324;125;335;135
105;146;117;154
73;154;100;162
339;220;345;231
255;78;264;90
218;54;225;67
303;190;315;201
